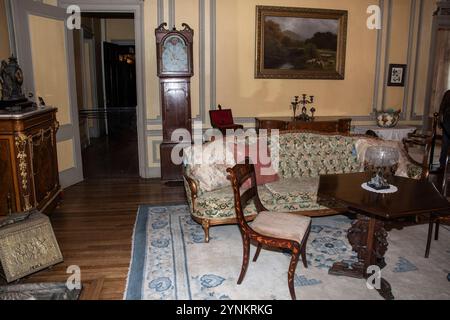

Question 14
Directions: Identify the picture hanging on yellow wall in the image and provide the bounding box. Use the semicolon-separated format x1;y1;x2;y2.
387;64;407;87
255;6;348;80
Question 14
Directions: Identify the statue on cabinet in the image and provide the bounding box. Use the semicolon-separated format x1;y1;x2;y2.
0;56;34;110
0;56;25;100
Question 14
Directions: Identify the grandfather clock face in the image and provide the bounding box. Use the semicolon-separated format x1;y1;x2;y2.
162;35;189;73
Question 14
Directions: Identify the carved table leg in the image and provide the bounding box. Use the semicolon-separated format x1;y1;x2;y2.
328;214;394;300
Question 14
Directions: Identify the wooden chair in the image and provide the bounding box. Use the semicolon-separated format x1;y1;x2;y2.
209;105;244;135
226;161;311;300
402;113;440;180
425;147;450;258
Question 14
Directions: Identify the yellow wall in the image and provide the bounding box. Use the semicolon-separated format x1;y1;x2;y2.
29;15;72;126
19;0;436;178
0;0;11;61
43;0;59;6
218;0;378;118
105;19;135;42
142;0;437;176
29;14;75;174
382;0;410;111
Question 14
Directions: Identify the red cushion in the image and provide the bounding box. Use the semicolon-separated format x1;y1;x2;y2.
210;110;234;126
233;141;279;188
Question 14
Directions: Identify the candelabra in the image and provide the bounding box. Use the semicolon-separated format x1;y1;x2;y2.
290;94;315;121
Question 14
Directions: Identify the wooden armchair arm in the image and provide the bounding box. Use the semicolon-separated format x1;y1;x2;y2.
407;133;427;139
402;137;431;179
403;138;427;146
184;174;199;212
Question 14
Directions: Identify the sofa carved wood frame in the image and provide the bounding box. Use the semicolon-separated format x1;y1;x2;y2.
184;175;263;243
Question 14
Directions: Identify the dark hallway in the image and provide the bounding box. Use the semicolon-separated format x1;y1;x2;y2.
82;116;139;179
75;13;139;180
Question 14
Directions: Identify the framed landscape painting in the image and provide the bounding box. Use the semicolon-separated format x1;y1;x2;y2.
255;6;348;79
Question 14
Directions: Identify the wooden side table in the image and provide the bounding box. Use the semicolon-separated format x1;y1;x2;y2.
255;116;352;134
318;172;450;300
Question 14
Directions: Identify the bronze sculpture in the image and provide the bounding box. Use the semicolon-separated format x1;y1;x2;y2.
0;56;34;109
0;56;25;100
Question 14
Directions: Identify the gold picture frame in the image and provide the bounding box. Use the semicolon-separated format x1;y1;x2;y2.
255;6;348;80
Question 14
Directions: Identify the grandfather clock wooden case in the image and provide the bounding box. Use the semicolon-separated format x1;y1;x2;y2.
155;23;194;181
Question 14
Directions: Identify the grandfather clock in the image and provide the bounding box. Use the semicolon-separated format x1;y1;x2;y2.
155;23;194;181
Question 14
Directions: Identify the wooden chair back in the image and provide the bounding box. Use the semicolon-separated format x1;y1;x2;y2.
226;161;266;234
403;113;439;179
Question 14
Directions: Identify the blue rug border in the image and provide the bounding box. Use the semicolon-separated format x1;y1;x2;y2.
125;205;148;300
125;203;188;300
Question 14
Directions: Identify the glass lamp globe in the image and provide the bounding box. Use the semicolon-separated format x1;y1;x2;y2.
364;146;400;190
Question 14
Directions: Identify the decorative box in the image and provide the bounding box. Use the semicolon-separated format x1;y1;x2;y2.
0;211;63;282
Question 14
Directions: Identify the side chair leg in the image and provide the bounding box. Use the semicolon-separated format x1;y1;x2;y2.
237;235;250;285
253;243;262;262
435;220;440;241
300;244;308;269
288;246;300;300
425;218;434;258
301;225;311;269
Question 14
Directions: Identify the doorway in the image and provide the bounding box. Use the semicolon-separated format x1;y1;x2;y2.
75;13;139;179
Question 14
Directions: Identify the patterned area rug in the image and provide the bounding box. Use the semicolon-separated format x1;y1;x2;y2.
124;205;450;300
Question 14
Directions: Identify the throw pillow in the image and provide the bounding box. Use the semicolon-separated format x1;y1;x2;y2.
185;138;236;192
234;138;279;188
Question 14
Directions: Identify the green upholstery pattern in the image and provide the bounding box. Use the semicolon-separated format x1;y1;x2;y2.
184;132;421;219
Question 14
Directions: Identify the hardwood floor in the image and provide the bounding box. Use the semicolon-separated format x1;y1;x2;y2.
4;170;445;299
17;178;186;300
82;126;139;179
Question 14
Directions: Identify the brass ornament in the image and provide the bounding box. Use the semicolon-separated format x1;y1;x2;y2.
15;134;32;211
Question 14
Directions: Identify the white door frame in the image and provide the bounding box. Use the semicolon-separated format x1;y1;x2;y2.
11;0;84;188
81;30;101;138
58;0;148;178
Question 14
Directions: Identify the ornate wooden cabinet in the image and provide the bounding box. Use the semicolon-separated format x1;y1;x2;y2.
0;107;61;215
155;23;194;181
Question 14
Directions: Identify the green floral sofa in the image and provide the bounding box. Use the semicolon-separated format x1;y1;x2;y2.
183;131;422;242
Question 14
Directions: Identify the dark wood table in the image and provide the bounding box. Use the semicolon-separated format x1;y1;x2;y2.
318;172;450;300
255;116;352;134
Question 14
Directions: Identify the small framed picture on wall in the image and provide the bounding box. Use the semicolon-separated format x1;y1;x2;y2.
387;64;407;87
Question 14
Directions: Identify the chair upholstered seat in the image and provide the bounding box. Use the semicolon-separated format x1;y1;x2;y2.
251;211;311;244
